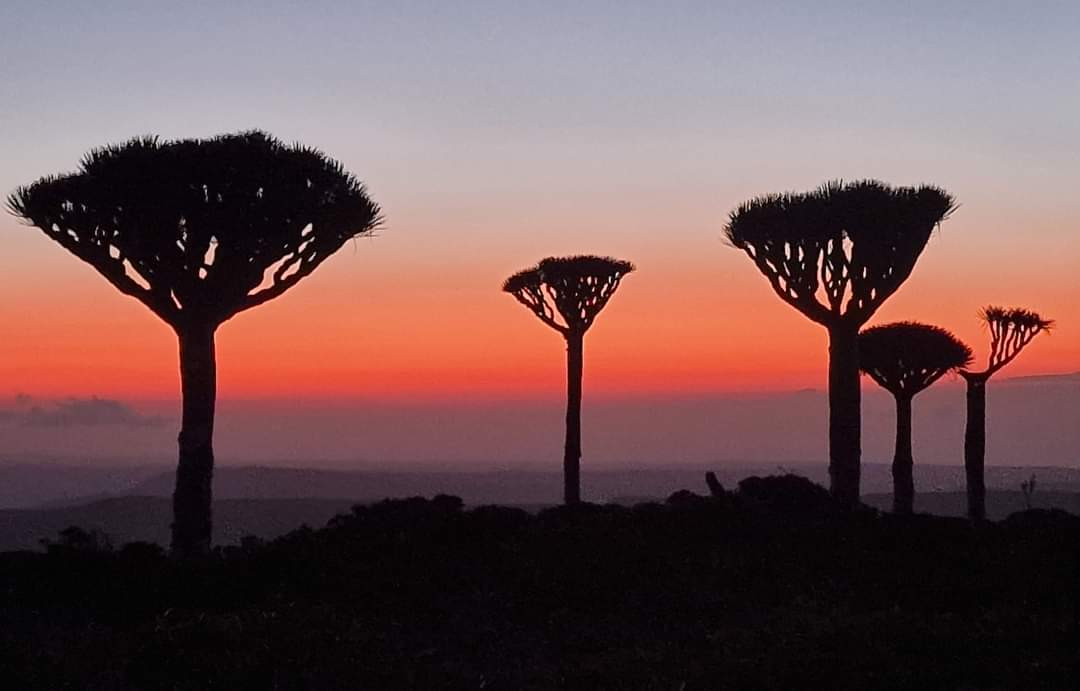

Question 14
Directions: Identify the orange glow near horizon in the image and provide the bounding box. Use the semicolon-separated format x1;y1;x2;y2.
2;202;1077;405
4;1;1080;414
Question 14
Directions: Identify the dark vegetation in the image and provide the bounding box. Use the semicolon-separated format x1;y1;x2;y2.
3;476;1079;690
0;496;357;551
6;483;1080;552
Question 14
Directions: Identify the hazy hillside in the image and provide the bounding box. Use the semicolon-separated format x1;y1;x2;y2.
0;497;356;552
0;463;166;509
5;462;1080;509
860;490;1080;518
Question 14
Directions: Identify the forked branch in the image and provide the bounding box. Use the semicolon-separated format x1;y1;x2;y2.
982;306;1054;375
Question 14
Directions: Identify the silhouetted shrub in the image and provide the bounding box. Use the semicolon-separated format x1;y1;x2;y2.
431;493;466;513
666;489;708;506
119;541;166;561
736;474;837;514
467;505;532;535
1002;508;1080;531
40;526;113;554
329;495;465;532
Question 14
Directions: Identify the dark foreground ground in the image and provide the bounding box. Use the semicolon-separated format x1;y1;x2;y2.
3;476;1079;690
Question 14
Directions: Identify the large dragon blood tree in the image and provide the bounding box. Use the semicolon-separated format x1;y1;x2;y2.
961;306;1053;520
725;180;956;508
503;255;635;504
7;131;382;556
859;322;972;514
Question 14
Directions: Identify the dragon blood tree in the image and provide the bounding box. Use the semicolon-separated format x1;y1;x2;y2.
960;307;1053;520
503;255;635;504
859;322;972;514
7;131;382;556
725;180;956;508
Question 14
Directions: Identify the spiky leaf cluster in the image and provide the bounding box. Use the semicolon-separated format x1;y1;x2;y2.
7;130;382;329
503;255;635;334
725;180;956;326
977;306;1053;374
859;322;973;397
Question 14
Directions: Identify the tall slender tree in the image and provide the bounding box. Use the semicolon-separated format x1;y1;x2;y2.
960;306;1053;520
7;131;382;556
503;255;634;504
859;322;972;514
725;180;956;508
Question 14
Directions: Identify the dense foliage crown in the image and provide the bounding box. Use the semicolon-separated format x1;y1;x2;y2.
859;321;973;396
724;180;956;325
503;255;635;334
7;130;382;329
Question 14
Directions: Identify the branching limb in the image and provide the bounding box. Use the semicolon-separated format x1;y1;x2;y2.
509;284;568;335
742;244;831;326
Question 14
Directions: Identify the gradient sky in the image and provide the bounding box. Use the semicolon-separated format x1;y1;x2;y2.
1;2;1077;430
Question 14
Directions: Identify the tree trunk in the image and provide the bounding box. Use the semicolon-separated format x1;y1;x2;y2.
892;395;914;515
172;324;217;557
563;332;584;505
964;375;987;521
827;323;861;509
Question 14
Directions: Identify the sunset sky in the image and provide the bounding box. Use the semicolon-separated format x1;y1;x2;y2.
1;2;1077;464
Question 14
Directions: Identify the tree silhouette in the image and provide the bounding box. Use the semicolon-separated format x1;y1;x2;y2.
960;306;1053;520
725;180;956;508
503;256;635;504
858;322;972;514
7;131;382;556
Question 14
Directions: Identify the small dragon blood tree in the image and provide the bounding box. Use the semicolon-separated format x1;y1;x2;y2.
859;322;972;514
960;306;1053;520
503;255;635;504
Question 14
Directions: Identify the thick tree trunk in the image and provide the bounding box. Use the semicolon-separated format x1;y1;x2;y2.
892;395;914;515
172;324;217;557
564;332;584;505
828;323;861;509
964;375;987;521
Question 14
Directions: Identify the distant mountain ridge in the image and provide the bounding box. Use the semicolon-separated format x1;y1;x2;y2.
1002;371;1080;384
0;497;356;552
6;463;1080;511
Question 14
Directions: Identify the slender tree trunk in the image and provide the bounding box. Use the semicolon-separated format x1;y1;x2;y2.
564;332;584;505
828;322;861;509
892;395;914;515
172;323;217;557
964;374;987;521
